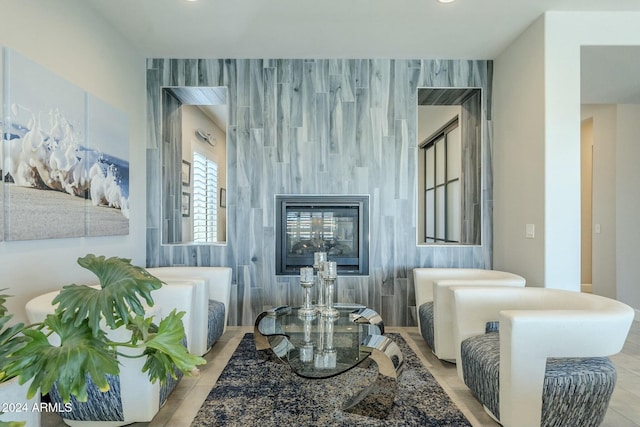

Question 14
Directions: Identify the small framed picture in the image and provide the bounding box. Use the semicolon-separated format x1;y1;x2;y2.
220;188;226;208
181;160;191;186
182;192;190;217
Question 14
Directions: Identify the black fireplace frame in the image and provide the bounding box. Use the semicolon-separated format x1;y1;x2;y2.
275;195;370;276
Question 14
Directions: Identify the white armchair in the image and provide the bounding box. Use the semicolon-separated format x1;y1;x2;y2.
146;266;232;355
151;279;206;355
413;268;526;361
450;286;635;427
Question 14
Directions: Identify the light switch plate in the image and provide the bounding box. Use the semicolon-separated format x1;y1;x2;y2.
526;223;535;239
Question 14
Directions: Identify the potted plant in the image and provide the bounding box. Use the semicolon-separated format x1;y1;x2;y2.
1;254;206;423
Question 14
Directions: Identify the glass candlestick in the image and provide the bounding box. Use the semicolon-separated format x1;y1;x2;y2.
299;315;314;362
313;252;327;269
323;316;337;368
321;261;339;319
314;253;327;308
298;267;316;318
314;315;326;369
316;269;325;308
324;260;337;279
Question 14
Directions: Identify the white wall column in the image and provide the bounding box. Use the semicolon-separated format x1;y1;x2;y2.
616;104;640;308
493;16;546;286
495;11;640;305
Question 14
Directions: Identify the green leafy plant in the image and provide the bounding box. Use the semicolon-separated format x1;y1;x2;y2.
3;254;206;404
0;290;29;384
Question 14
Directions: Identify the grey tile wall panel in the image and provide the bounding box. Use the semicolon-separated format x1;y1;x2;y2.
395;278;409;326
276;82;291;164
146;58;493;326
264;67;277;149
228;283;238;326
249;59;264;129
302;62;317;143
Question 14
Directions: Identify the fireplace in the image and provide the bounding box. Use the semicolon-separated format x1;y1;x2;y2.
275;195;369;276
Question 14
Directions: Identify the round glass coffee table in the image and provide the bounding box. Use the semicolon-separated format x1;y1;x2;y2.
254;304;403;417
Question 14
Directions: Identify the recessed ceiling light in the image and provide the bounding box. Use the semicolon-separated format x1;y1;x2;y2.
437;0;456;3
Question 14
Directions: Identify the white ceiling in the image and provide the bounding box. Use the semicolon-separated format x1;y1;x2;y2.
86;0;640;104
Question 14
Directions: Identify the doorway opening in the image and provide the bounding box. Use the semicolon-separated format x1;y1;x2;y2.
580;117;593;293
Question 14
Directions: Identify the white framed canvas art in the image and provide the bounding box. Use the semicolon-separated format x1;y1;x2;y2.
85;94;130;237
4;49;86;240
2;49;130;241
0;46;5;242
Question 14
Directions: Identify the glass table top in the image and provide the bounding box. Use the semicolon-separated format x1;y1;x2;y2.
255;304;383;379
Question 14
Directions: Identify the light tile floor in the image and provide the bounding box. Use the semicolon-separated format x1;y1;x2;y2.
43;321;640;427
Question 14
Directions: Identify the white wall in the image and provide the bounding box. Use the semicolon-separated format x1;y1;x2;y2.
493;16;546;286
0;0;145;322
581;105;617;299
494;11;640;308
616;104;640;308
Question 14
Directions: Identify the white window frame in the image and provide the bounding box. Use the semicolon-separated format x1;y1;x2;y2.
192;152;218;243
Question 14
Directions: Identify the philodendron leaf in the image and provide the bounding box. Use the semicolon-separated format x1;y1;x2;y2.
0;289;12;317
52;254;164;334
9;314;120;403
142;310;206;383
0;289;28;379
0;314;28;376
127;313;156;344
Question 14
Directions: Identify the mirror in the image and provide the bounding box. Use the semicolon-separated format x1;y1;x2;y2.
161;86;227;244
417;88;481;245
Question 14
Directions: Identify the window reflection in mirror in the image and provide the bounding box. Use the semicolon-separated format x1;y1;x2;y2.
162;86;227;245
417;88;481;246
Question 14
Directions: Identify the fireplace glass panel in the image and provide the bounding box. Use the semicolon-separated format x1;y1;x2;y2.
286;208;358;267
276;195;369;276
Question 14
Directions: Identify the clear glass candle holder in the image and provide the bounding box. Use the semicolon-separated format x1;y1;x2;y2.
323;317;337;368
321;261;339;318
299;316;314;362
314;255;327;308
313;252;327;270
298;267;316;318
324;260;337;279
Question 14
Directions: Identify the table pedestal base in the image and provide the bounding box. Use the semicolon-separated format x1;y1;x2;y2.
344;374;398;419
343;335;404;418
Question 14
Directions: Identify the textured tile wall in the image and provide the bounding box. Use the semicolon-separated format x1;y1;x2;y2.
146;59;493;326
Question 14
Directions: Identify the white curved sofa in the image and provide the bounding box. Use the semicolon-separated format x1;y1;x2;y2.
450;286;635;427
26;289;181;426
413;268;526;361
146;266;232;355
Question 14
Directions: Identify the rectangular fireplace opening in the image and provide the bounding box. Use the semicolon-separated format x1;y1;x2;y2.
276;195;369;276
